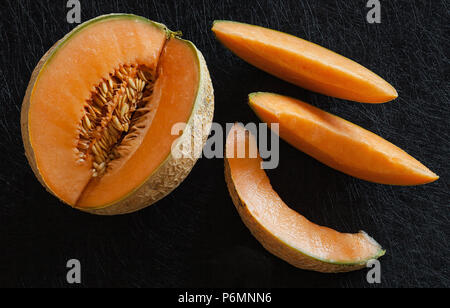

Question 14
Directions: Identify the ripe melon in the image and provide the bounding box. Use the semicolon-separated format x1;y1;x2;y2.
249;92;438;186
21;14;214;215
225;124;385;273
212;20;397;103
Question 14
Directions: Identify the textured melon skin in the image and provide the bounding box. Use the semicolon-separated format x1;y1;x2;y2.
225;160;385;274
21;15;214;215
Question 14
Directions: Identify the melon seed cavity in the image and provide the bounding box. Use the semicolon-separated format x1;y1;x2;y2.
76;65;155;178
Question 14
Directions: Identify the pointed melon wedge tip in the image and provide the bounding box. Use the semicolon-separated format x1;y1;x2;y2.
213;21;398;104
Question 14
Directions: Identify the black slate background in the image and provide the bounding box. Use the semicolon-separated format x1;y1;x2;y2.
0;0;448;288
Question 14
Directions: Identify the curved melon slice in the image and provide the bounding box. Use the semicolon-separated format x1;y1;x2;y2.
212;20;397;103
21;15;214;215
249;92;438;186
225;124;385;273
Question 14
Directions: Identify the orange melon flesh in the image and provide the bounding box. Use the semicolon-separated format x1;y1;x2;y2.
212;21;397;103
226;124;384;269
249;92;439;185
77;38;200;208
28;17;167;205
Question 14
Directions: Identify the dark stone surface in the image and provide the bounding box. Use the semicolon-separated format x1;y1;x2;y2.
0;0;448;288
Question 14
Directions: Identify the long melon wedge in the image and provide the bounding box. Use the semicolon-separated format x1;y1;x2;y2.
212;20;397;103
249;92;438;186
225;124;385;273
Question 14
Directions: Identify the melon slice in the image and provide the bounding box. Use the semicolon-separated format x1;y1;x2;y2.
225;124;385;273
21;14;214;215
249;92;438;186
212;20;397;103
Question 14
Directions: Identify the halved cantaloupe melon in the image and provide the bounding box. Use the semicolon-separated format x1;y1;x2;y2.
225;124;385;273
212;20;397;103
21;14;214;215
249;92;438;186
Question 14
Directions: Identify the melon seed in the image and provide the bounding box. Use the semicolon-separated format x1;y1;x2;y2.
76;65;155;177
